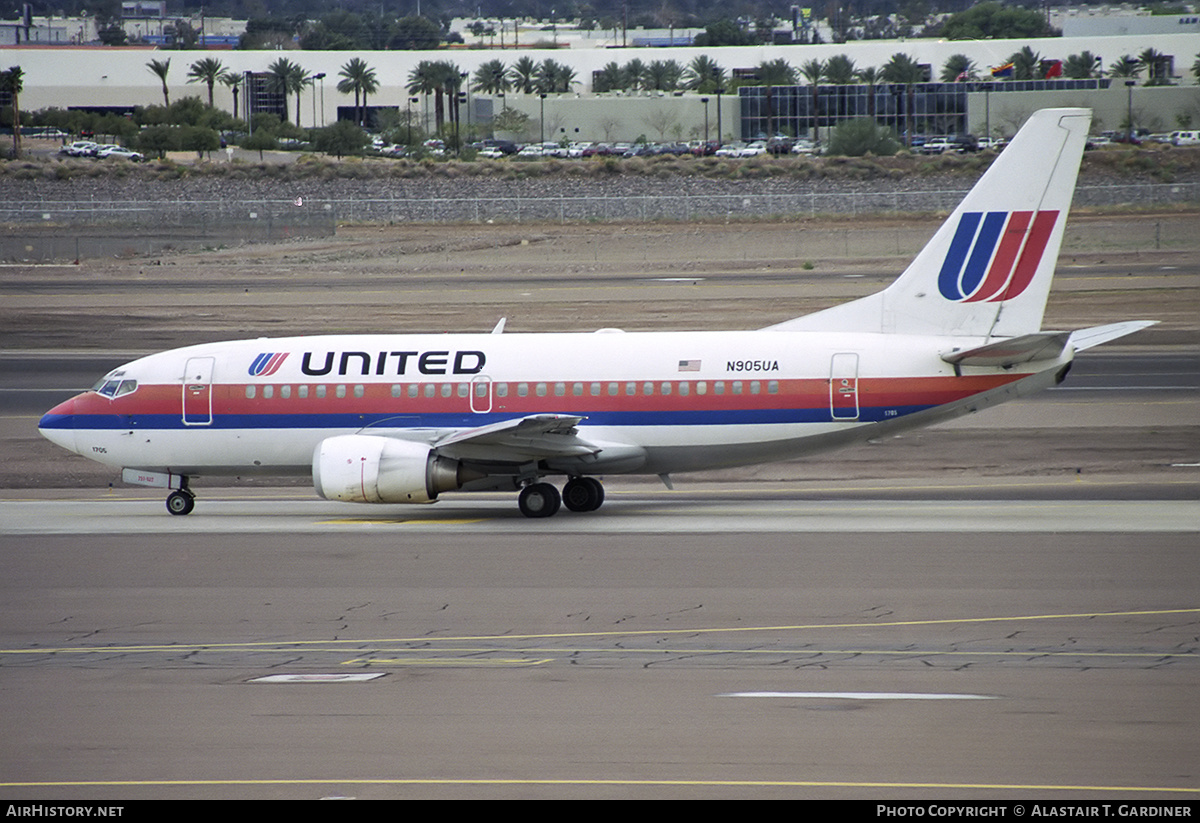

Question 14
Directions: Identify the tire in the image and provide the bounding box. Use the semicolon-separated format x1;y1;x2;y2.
563;477;604;512
166;490;195;516
518;483;561;518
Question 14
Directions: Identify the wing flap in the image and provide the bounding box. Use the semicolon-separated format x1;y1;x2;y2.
434;414;599;462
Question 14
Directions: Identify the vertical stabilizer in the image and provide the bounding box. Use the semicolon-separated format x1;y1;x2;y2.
765;108;1092;338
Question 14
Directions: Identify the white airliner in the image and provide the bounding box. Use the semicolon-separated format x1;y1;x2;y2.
39;108;1153;517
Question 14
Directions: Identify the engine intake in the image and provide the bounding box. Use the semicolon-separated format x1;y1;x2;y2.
313;435;468;504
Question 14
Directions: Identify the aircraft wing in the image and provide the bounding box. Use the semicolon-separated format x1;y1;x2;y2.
433;413;600;462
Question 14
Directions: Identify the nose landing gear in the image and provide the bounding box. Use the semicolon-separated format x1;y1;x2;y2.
166;478;195;516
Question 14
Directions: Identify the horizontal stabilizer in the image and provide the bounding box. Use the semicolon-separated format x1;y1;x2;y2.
1068;321;1158;352
941;332;1071;368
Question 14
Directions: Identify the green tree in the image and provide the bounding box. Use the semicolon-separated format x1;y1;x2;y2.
940;2;1053;40
135;124;181;159
389;15;441;50
179;125;220;159
147;58;171;107
241;128;278;160
827;118;900;157
313;119;369;158
693;18;753;47
0;66;22;157
186;57;225;108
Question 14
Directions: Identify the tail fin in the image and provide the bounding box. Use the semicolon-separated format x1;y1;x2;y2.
766;108;1092;339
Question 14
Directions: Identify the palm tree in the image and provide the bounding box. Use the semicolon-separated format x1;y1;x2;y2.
535;59;575;94
147;58;171;107
0;65;22;157
745;58;796;140
856;65;882;120
795;58;821;141
1107;55;1143;80
509;56;538;94
824;54;857;85
645;59;683;92
267;57;308;126
472;59;509;95
220;71;242;121
338;57;379;126
684;55;725;94
186;57;226;108
940;54;976;83
622;58;648;92
593;61;623;93
407;60;439;133
1063;52;1102;80
1138;48;1169;85
1193;52;1200;83
882;54;925;146
1009;46;1041;81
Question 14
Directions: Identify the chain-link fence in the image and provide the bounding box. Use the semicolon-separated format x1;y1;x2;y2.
0;199;336;262
1;182;1195;262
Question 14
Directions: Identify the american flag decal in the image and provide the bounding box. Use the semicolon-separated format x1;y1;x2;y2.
678;360;701;372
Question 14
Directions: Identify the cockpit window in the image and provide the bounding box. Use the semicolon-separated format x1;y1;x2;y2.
92;378;137;398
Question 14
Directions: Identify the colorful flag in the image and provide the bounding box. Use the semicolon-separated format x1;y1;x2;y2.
991;62;1014;79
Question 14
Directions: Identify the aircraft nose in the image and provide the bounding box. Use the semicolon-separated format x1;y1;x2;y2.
38;395;79;453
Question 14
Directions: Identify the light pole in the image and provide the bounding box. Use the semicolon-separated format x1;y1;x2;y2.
715;87;724;144
308;72;325;128
539;92;547;144
408;96;419;148
984;83;990;145
701;96;709;145
1125;79;1135;143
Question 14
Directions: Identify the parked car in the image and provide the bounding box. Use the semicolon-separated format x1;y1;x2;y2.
96;146;144;162
1170;130;1200;146
59;141;97;157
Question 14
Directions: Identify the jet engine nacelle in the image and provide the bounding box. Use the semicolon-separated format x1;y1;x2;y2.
312;435;466;504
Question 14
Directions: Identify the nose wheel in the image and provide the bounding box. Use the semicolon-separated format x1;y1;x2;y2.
166;489;195;516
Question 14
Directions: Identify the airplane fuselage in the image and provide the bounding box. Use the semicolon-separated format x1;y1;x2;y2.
40;329;1070;478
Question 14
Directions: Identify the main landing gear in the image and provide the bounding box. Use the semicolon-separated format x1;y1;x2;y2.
165;478;195;516
518;477;605;518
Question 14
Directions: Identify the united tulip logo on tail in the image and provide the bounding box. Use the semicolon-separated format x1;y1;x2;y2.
937;211;1058;303
249;352;289;377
